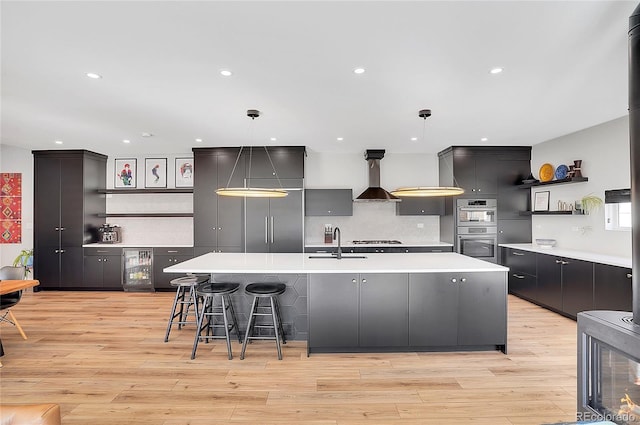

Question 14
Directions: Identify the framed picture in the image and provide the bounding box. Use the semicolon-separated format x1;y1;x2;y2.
534;191;550;212
175;157;194;187
115;158;137;188
145;158;167;188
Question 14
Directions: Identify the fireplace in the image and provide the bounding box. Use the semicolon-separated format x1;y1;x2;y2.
578;311;640;423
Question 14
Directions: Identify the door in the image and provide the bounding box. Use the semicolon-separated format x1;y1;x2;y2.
497;219;532;244
458;272;507;346
59;247;84;288
269;190;303;253
408;273;458;346
561;258;594;318
217;150;244;249
37;248;61;288
536;253;563;311
193;152;218;247
308;274;359;349
34;157;61;247
458;235;497;262
594;264;632;311
83;255;104;287
359;273;408;347
102;253;123;289
59;156;84;246
244;197;270;252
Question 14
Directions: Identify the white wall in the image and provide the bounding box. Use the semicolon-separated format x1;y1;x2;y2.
0;145;34;266
531;116;631;257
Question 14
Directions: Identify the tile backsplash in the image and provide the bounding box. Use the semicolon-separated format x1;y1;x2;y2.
305;202;440;244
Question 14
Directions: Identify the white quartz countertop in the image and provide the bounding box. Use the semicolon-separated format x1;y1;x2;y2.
164;252;507;274
500;243;631;268
305;241;453;248
83;243;193;248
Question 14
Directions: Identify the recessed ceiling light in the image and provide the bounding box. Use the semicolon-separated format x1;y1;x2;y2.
141;132;153;138
195;138;203;143
122;139;130;144
220;69;233;77
86;72;102;79
481;137;488;142
489;67;503;74
353;68;365;74
337;137;344;141
270;137;277;141
54;140;63;145
410;137;418;141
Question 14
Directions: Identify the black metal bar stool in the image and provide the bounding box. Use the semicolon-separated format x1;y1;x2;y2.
164;275;209;342
240;283;287;360
191;282;242;360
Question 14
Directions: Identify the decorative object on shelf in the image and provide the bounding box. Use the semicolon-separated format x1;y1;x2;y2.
216;110;288;198
573;159;583;178
391;109;464;197
534;191;550;211
12;248;33;278
538;163;555;182
175;158;194;188
554;164;569;180
522;173;539;184
115;158;137;188
557;200;575;211
581;193;603;214
567;165;575;178
535;238;557;248
144;158;167;188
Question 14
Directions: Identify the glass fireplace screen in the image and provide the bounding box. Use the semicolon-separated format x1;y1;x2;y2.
587;338;640;424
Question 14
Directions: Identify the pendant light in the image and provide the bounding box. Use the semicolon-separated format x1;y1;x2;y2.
390;109;465;198
216;110;288;198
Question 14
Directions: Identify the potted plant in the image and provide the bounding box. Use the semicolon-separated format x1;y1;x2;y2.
581;194;603;215
12;248;33;278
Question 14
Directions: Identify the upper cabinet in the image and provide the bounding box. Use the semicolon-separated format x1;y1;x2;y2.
244;146;305;181
395;197;444;216
305;189;353;216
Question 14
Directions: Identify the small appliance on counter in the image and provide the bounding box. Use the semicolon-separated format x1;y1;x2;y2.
324;224;333;244
98;224;121;243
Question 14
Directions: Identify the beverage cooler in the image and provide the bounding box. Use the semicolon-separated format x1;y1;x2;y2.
122;248;154;292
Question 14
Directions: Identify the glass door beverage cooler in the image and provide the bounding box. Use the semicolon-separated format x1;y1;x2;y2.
122;248;154;292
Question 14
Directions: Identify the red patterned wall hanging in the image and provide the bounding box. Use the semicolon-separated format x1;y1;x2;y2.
0;173;22;243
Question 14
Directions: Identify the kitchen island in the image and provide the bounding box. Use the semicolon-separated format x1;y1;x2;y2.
164;252;509;354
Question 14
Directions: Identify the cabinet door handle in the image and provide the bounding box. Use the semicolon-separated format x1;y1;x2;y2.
59;249;65;254
97;258;102;262
361;279;367;283
270;216;274;244
54;249;59;253
627;273;633;279
512;274;525;279
265;216;268;244
97;250;108;253
562;261;569;265
555;259;563;264
103;258;108;262
512;252;524;256
451;278;457;283
460;278;466;283
352;278;357;284
59;227;65;231
167;250;178;253
54;227;60;231
405;249;410;253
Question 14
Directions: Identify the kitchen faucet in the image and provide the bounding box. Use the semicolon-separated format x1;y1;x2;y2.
333;227;342;259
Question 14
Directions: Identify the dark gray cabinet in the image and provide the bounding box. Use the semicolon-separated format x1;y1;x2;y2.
535;253;564;312
33;150;106;289
245;189;303;253
83;247;122;289
305;189;353;216
503;247;537;300
308;273;408;351
594;263;632;311
451;152;498;195
243;146;304;180
497;220;532;245
395;197;444;216
152;247;194;290
409;272;507;349
193;148;244;253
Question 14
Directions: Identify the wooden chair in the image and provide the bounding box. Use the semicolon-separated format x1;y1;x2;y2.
0;266;27;339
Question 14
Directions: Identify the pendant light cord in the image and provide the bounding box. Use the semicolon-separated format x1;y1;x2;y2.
225;146;245;189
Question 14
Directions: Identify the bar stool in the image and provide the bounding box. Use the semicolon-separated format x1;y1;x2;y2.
240;283;287;360
164;275;209;342
191;282;242;360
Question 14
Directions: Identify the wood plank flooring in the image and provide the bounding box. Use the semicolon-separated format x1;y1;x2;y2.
0;290;578;424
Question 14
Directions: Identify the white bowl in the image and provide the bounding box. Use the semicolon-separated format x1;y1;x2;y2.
535;238;557;248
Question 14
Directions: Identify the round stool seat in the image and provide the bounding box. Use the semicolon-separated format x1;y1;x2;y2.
196;282;240;295
245;283;286;296
170;275;209;287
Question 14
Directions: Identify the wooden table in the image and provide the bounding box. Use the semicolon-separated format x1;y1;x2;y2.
0;279;39;295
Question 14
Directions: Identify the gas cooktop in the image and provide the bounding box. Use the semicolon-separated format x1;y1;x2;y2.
351;240;402;245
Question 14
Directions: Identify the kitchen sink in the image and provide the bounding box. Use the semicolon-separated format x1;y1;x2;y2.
308;254;367;259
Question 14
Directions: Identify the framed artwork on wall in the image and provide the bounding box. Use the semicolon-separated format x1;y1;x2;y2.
145;158;167;188
115;158;137;188
534;191;550;212
175;158;194;187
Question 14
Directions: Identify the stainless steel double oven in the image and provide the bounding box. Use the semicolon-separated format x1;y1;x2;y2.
456;199;497;263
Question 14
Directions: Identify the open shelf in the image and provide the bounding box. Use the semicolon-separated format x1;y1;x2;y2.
99;188;193;194
518;177;588;189
520;210;587;216
98;213;193;218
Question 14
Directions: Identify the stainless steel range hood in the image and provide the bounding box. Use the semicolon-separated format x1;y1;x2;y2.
354;150;400;202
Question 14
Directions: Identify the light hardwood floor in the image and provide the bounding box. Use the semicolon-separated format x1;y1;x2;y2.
0;290;578;424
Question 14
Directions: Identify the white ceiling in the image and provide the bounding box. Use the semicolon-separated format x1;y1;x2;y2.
1;1;636;157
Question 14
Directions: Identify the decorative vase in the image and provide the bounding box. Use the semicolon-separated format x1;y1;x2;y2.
573;160;583;178
567;165;575;178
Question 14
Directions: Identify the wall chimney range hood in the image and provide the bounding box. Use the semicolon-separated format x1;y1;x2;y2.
354;150;400;202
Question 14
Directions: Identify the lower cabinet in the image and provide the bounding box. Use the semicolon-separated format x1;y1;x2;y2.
83;247;122;289
503;247;537;300
409;272;507;348
309;271;506;353
535;253;564;312
594;263;632;311
152;247;195;290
